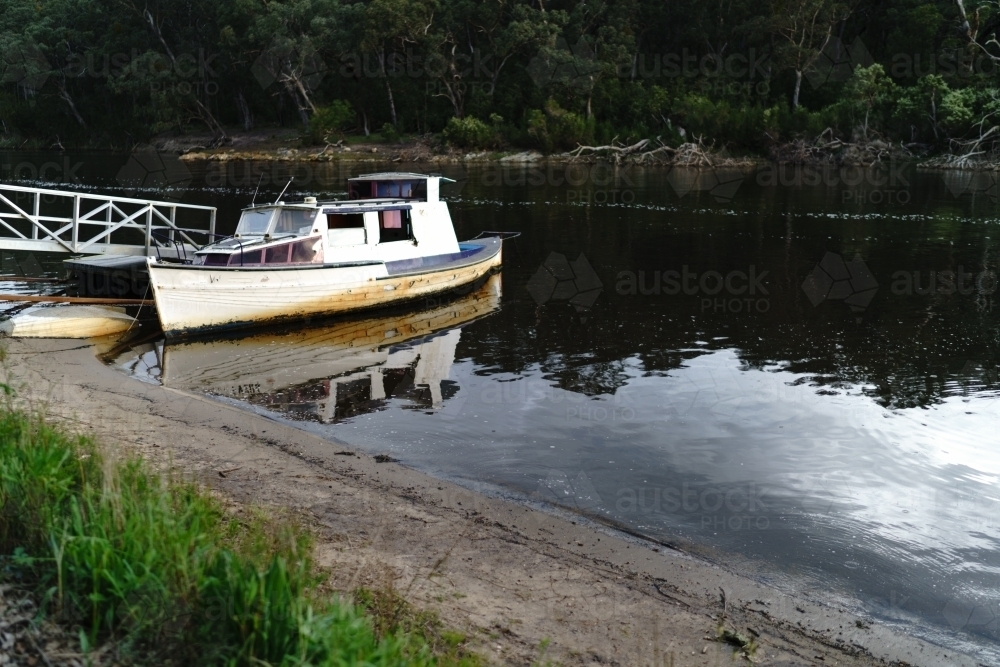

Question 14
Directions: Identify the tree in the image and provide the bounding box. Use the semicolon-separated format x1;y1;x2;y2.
767;0;854;109
115;0;229;142
361;0;435;127
843;64;895;137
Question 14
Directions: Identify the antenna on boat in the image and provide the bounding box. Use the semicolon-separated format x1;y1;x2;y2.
250;173;264;207
274;177;294;204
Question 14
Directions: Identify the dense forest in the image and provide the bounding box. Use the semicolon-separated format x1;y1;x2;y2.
3;0;1000;160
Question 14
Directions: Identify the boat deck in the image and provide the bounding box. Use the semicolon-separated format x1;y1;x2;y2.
64;255;150;298
382;238;502;278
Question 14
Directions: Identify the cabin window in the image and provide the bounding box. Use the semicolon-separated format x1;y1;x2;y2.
376;180;426;199
378;209;412;243
274;209;318;235
236;209;273;235
348;180;426;200
230;249;262;265
326;213;365;229
203;254;229;266
264;244;291;264
290;239;320;263
348;182;373;200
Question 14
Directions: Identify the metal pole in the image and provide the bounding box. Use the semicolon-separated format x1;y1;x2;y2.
31;193;39;240
209;208;216;244
72;195;80;252
144;206;152;255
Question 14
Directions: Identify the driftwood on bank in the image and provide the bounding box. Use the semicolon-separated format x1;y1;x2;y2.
920;117;1000;170
766;128;921;166
562;137;757;167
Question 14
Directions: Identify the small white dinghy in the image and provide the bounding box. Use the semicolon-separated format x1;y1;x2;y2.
1;305;135;338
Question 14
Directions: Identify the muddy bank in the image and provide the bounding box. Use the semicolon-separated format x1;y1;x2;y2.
160;131;766;168
1;337;983;667
159;130;982;170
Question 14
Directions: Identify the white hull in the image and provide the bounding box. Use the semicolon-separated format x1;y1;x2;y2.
0;305;134;338
148;242;502;336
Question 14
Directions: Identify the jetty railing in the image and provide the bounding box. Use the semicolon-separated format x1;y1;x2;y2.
0;183;216;256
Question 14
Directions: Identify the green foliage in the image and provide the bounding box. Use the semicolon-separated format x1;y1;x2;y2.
527;99;593;152
380;122;400;142
310;100;355;144
443;116;498;149
1;0;999;154
893;74;951;141
0;408;472;665
841;64;897;137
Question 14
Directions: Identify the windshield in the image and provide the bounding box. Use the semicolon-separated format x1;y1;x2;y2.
236;209;274;235
274;208;319;235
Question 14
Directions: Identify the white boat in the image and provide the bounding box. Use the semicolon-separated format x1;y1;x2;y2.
146;173;510;337
1;305;135;338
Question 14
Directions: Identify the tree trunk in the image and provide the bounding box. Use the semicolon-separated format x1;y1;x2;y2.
236;90;253;132
143;9;226;141
58;82;86;128
380;51;398;127
930;94;939;140
385;78;398;127
792;69;803;109
283;83;311;130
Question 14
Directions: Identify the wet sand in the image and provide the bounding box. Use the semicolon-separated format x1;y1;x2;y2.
2;337;981;667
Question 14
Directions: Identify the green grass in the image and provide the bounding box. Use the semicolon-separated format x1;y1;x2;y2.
0;406;481;666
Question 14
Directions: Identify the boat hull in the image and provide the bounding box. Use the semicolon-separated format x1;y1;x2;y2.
0;305;135;338
147;239;502;337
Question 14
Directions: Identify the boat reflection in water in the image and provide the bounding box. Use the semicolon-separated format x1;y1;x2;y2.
112;274;501;423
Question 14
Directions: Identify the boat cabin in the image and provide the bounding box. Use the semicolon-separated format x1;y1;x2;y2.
193;173;460;267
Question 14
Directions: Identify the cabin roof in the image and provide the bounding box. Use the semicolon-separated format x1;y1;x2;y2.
350;172;454;182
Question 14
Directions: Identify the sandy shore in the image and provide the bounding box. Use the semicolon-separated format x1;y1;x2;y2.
1;337;981;667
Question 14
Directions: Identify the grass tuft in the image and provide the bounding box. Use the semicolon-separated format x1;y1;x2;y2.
0;407;475;665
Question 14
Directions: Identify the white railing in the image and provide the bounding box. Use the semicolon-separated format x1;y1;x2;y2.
0;183;217;256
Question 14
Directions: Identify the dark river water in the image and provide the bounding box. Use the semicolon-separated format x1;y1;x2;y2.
3;151;999;660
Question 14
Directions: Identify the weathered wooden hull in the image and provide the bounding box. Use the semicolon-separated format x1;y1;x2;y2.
147;240;502;337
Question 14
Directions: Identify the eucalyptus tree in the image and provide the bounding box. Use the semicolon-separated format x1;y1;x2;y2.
765;0;855;109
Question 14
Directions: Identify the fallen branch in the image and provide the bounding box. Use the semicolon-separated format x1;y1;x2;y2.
563;136;756;167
